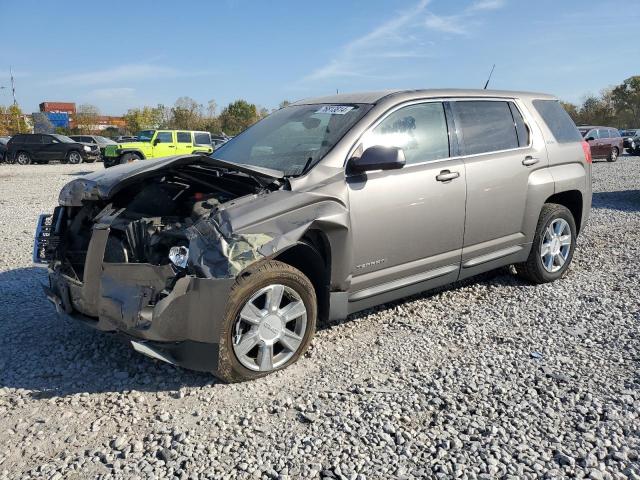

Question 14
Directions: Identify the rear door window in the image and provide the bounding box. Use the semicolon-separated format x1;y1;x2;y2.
363;102;449;165
177;132;191;143
532;99;582;143
599;129;610;139
452;100;519;155
508;103;530;147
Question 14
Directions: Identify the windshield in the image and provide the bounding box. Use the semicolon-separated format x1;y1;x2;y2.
212;103;372;176
578;128;592;137
52;134;75;143
136;130;155;141
621;130;638;137
95;136;116;144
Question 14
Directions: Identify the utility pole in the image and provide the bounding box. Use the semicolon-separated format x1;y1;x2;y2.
9;66;17;105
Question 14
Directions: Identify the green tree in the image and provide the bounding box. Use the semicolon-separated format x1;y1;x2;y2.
611;76;640;128
219;100;259;135
0;104;29;134
560;101;579;123
123;105;165;133
170;96;204;129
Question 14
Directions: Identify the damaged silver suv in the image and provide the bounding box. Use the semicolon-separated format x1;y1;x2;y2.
35;90;592;382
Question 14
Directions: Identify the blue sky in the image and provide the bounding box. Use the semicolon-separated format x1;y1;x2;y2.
0;0;636;115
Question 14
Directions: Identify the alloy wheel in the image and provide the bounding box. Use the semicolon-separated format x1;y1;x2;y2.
16;153;30;165
611;148;618;161
68;152;82;164
540;218;572;273
232;283;307;372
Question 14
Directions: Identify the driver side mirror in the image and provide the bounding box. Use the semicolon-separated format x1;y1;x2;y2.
153;138;160;146
586;136;595;142
348;145;406;174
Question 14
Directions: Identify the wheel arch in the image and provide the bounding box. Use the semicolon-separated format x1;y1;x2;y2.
545;190;583;233
119;149;146;159
272;229;332;324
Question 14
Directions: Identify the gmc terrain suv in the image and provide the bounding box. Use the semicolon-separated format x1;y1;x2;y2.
8;134;100;165
35;89;592;382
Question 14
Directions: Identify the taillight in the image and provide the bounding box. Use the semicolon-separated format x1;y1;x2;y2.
581;140;592;164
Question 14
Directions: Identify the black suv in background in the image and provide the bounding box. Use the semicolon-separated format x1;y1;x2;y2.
7;134;100;165
620;129;640;154
70;135;117;161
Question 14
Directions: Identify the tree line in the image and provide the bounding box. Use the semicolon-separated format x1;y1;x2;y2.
561;76;640;129
3;75;640;137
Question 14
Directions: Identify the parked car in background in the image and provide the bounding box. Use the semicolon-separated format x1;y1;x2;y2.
7;134;100;165
578;126;623;162
211;134;232;149
115;135;138;143
70;135;117;160
37;89;592;381
620;128;640;153
0;136;10;163
103;130;213;167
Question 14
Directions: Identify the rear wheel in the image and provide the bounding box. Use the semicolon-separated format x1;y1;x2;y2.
216;260;317;383
16;151;31;165
607;147;619;162
67;151;83;164
120;152;141;164
515;203;577;284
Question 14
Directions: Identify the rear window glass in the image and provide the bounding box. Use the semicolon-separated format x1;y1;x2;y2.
453;101;519;155
532;100;582;143
194;132;211;145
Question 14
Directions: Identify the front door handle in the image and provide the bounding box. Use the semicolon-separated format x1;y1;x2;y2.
436;170;460;182
522;156;539;166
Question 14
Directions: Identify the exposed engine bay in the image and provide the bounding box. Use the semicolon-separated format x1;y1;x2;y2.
47;161;283;282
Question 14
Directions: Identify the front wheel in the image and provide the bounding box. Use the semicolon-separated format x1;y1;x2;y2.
515;203;577;284
67;151;83;164
607;147;619;162
16;151;31;165
216;260;317;383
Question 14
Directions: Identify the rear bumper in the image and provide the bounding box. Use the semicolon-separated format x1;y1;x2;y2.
42;223;235;373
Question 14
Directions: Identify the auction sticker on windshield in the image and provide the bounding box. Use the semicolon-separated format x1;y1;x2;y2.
315;105;354;115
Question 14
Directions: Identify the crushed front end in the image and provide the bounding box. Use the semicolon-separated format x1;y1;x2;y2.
35;157;282;372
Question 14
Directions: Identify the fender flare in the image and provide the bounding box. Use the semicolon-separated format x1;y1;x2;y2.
118;149;146;159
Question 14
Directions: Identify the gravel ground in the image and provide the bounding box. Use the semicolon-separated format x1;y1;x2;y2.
0;157;639;480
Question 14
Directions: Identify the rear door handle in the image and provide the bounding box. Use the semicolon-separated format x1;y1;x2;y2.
522;156;539;166
436;170;460;182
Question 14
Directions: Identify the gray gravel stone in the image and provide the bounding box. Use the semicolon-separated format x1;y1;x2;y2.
0;159;639;478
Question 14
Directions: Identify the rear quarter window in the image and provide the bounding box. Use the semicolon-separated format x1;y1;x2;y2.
532;100;582;144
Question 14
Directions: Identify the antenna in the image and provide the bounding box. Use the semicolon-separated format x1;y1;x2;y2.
483;64;495;90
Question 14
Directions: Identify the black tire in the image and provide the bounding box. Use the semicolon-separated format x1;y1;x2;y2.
216;260;317;383
119;152;141;165
634;147;640;156
607;147;619;162
515;203;577;284
67;151;83;164
15;151;31;165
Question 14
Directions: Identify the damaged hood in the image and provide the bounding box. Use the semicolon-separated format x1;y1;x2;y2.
58;154;285;206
